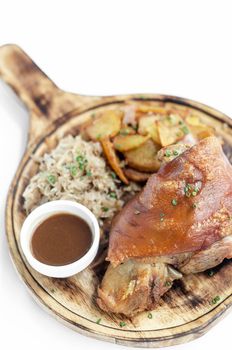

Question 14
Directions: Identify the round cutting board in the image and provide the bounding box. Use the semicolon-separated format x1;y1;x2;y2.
1;44;232;348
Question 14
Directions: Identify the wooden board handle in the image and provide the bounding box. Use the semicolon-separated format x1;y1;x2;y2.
0;44;90;142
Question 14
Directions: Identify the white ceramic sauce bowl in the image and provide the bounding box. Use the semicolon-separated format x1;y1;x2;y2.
20;200;100;278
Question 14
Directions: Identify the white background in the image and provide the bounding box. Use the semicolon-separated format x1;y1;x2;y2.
0;1;231;349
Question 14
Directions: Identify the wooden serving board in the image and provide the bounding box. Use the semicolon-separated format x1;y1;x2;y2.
1;44;232;348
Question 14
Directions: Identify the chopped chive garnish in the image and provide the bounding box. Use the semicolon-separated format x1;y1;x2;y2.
70;165;77;176
109;192;117;199
102;207;109;212
119;321;126;327
165;149;172;157
173;150;179;156
165;281;171;287
160;213;165;217
192;191;197;196
132;124;138;131
171;199;178;206
47;175;57;185
110;171;117;179
147;313;153;319
76;155;84;162
86;170;92;176
192;203;197;209
211;295;220;304
181;125;190;135
208;269;215;277
96;318;101;324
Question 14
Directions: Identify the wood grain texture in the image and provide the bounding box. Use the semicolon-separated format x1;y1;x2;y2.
1;44;232;348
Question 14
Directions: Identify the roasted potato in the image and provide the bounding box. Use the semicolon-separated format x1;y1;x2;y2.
113;134;149;152
86;110;123;141
185;114;215;140
100;137;129;184
124;139;161;172
138;115;160;144
157;114;190;147
137;104;167;115
124;168;151;182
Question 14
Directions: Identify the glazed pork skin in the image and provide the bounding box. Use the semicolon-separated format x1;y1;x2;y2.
108;137;232;266
97;137;232;316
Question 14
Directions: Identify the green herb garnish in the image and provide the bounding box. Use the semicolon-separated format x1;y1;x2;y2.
147;313;153;319
109;192;117;199
102;207;109;212
211;295;220;304
119;321;126;327
86;170;92;176
96;318;101;324
47;175;57;185
181;125;190;135
192;203;197;209
171;199;178;206
165;281;171;287
173;150;179;156
120;129;130;135
110;171;117;179
191;191;197;196
76;155;87;170
70;165;77;177
132;124;138;131
208;269;215;277
165;149;172;157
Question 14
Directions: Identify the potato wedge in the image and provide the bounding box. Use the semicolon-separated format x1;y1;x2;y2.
138;115;160;144
157;114;190;147
125;139;161;172
86;110;123;141
185;114;215;140
185;115;201;126
101;137;129;184
196;129;215;140
137;104;167;115
124;168;151;182
113;134;149;152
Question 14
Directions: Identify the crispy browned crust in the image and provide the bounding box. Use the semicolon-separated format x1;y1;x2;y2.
108;137;232;266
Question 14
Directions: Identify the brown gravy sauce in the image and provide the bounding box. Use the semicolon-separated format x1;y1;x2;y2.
31;213;92;266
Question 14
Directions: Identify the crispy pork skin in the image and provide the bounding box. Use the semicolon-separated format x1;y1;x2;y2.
108;137;232;266
97;137;232;316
